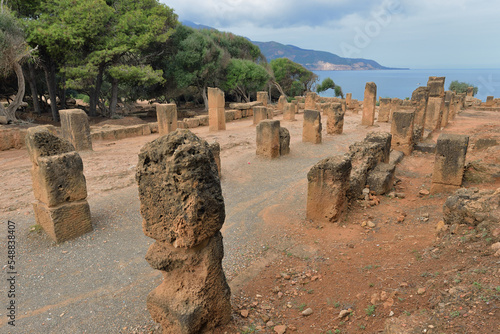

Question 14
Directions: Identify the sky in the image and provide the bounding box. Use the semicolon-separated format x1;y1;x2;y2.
160;0;500;69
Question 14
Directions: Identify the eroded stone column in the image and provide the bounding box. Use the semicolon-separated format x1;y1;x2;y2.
256;91;268;107
430;134;469;194
466;87;474;97
364;131;392;163
305;92;317;110
486;96;494;107
345;93;352;110
280;127;290;156
253;106;268;125
156;104;178;136
209;142;221;179
302;110;322;144
208;87;226;131
306;155;352;222
26;127;92;242
424;77;445;131
136;130;231;334
326;102;345;135
256;120;281;158
277;95;287;112
378;98;391;122
59;109;92;151
391;110;415;155
411;87;429;141
362;82;377;126
283;102;296;121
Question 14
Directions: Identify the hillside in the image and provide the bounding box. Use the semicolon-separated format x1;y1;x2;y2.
182;20;406;71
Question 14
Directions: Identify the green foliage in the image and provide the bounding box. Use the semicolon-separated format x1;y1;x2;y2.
0;8;27;75
449;80;478;96
365;305;376;316
316;77;344;98
270;57;318;97
201;29;265;63
222;59;270;101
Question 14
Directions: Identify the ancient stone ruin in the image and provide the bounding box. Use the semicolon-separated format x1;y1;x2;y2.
424;77;445;131
410;86;429;141
256;120;290;158
430;133;469;194
378;98;391;123
256;91;269;107
362;82;377;126
306;155;352;222
208;87;226;131
59;109;93;151
283;102;296;121
156;103;178;135
136;130;231;333
305;92;317;110
26;126;92;242
391;110;415;155
253;106;269;125
209;142;222;178
326;102;345;135
302;109;322;144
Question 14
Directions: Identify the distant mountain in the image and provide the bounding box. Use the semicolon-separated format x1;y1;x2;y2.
181;21;406;71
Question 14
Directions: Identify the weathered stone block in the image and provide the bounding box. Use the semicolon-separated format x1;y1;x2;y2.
411;87;429;141
307;155;351;222
367;163;396;195
305;92;317;110
345;93;352;109
156;104;178;135
347;141;385;199
378;98;391;122
279;127;290;156
302;110;322;144
256;120;280;159
362;82;377;126
443;188;499;226
209;142;221;178
364;131;392;163
184;118;200;129
253;106;268;125
486;96;494;107
466;87;474;97
32;200;92;243
224;110;235;122
283;103;296;121
425;97;444;131
136;130;224;248
25;127;75;165
391;110;415;155
232;109;242;120
59;109;92;151
31;152;87;207
326;103;345;135
195;115;209;127
427;76;445;97
256;91;268;107
208;87;226;131
430;133;469;194
277;95;287;112
145;232;231;334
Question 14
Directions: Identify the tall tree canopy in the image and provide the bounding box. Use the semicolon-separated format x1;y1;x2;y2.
270;58;318;97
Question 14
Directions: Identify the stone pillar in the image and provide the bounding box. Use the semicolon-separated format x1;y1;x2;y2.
345;93;352;109
391;110;415;155
424;77;445;131
306;155;351;222
156;104;178;136
466;87;474;97
283;102;296;121
209;142;221;179
256;91;268;107
378;98;391;122
410;87;429;141
362;82;377;126
365;131;392;163
253;106;268;125
277;95;287;112
136;130;231;333
441;91;454;128
208;87;226;131
430;134;469;194
279;127;290;156
256;120;281;159
390;98;402;121
26;127;92;242
302;110;322;144
486;96;494;107
326;103;345;135
59;109;92;151
305;92;317;110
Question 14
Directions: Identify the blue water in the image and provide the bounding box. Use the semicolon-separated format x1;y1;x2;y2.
314;69;500;102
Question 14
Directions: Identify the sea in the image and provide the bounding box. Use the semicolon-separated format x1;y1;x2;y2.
314;69;500;102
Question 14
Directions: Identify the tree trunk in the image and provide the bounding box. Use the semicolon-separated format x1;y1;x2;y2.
43;61;59;122
89;64;105;117
58;73;67;110
201;86;208;111
0;62;26;122
270;79;286;97
109;77;118;117
26;62;41;115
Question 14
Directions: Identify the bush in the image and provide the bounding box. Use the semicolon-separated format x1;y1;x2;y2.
449;80;478;96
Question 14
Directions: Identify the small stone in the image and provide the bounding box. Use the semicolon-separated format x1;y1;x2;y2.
436;220;447;232
274;325;287;334
367;221;376;228
491;242;500;251
338;309;350;319
282;274;291;280
261;314;270;323
428;325;435;329
266;321;275;327
301;308;313;316
240;309;249;318
361;221;367;227
389;310;394;317
395;192;406;198
277;292;283;298
417;288;426;295
419;189;430;196
388;192;396;198
397;215;405;223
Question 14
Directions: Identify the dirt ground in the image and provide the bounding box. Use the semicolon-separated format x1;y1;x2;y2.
0;107;499;334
